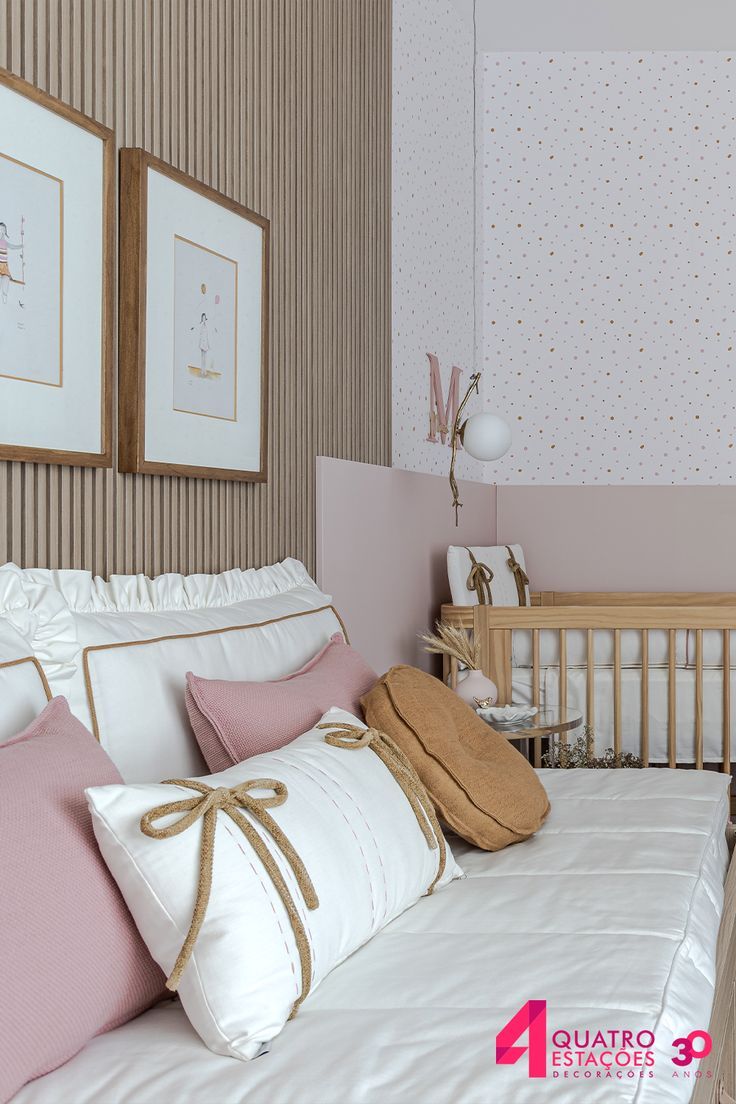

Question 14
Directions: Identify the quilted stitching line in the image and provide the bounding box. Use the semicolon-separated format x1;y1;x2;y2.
221;818;303;1000
270;753;386;928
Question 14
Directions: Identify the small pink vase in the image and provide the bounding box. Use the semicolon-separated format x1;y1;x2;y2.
455;669;498;707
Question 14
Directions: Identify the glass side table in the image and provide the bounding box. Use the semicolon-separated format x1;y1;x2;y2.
477;706;583;767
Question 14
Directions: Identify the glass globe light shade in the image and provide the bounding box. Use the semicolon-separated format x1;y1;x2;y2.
461;412;511;461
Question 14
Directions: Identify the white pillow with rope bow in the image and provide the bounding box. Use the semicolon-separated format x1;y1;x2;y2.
85;707;462;1062
447;544;530;608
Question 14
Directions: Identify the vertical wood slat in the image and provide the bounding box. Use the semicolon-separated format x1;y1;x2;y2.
0;0;391;577
668;628;677;768
476;615;513;707
558;628;567;743
532;629;541;767
641;629;649;766
558;629;567;709
724;629;731;774
613;628;621;756
531;629;540;706
695;628;704;771
586;628;595;736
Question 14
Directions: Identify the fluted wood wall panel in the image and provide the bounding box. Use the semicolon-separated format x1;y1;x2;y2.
0;0;391;577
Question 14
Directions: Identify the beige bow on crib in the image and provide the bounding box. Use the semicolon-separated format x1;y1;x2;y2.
140;776;318;1017
465;547;494;605
506;546;530;606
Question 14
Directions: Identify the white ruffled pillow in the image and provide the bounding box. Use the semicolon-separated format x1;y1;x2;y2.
86;707;462;1060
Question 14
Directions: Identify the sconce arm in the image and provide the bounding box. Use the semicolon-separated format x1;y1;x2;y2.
449;371;481;526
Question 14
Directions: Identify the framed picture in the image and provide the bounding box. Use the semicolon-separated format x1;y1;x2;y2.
119;149;269;481
0;68;114;467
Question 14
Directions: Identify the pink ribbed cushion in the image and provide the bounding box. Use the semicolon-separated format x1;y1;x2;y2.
186;633;378;771
0;697;164;1103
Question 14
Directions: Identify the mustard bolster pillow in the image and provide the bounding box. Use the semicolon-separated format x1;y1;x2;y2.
361;665;550;851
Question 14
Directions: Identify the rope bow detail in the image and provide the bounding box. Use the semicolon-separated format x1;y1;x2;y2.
318;722;447;893
464;547;494;605
140;777;318;1015
506;546;530;606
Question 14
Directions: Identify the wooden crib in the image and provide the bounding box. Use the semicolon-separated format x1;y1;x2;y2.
441;591;736;775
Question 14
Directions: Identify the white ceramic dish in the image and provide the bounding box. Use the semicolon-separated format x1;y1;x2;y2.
476;704;538;725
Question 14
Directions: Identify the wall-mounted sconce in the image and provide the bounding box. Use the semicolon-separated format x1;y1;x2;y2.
449;372;511;525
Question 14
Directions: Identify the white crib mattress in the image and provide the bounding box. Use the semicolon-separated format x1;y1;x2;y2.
15;769;729;1104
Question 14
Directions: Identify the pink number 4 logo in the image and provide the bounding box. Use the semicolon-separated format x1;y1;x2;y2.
496;1000;547;1078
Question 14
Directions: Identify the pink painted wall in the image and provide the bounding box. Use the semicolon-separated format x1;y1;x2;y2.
497;486;736;592
316;457;496;673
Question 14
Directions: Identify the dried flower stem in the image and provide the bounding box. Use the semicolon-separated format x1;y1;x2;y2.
419;622;480;670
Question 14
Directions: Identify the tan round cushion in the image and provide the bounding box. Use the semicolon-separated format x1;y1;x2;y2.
361;665;550;851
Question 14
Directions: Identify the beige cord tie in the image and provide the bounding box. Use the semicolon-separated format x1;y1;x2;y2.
464;547;494;605
140;777;318;1016
318;722;447;894
506;546;530;606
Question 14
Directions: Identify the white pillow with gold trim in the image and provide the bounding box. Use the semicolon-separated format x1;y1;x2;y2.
0;652;51;745
16;560;344;782
86;707;462;1062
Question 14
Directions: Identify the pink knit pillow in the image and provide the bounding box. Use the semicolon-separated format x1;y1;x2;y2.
186;633;378;771
0;697;164;1103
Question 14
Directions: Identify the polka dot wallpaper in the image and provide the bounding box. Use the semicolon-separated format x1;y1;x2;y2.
391;0;485;480
481;52;736;484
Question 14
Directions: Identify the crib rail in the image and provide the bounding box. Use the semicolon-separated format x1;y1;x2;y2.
440;596;736;774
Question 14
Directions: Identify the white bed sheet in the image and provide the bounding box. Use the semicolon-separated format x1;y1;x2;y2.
511;666;736;764
15;769;729;1104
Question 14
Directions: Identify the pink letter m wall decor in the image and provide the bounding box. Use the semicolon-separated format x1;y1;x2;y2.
426;353;461;445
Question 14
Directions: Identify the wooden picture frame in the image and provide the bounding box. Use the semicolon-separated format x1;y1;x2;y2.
118;149;269;482
0;68;114;468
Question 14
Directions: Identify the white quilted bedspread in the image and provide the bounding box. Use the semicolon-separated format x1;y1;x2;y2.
16;768;729;1104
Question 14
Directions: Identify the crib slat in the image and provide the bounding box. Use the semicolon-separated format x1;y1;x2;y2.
559;628;567;744
695;628;703;771
724;629;731;774
613;629;621;755
586;629;595;735
641;629;649;766
532;629;540;706
668;628;677;768
532;629;541;768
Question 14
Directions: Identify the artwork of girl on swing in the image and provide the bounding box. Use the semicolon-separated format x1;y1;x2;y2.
0;220;24;305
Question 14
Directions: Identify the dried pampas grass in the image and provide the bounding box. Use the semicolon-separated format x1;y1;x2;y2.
419;622;480;670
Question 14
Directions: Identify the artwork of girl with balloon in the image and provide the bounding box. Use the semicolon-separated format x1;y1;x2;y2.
172;233;238;422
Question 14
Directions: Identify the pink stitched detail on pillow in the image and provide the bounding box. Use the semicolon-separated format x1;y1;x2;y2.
0;697;165;1104
185;633;378;771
